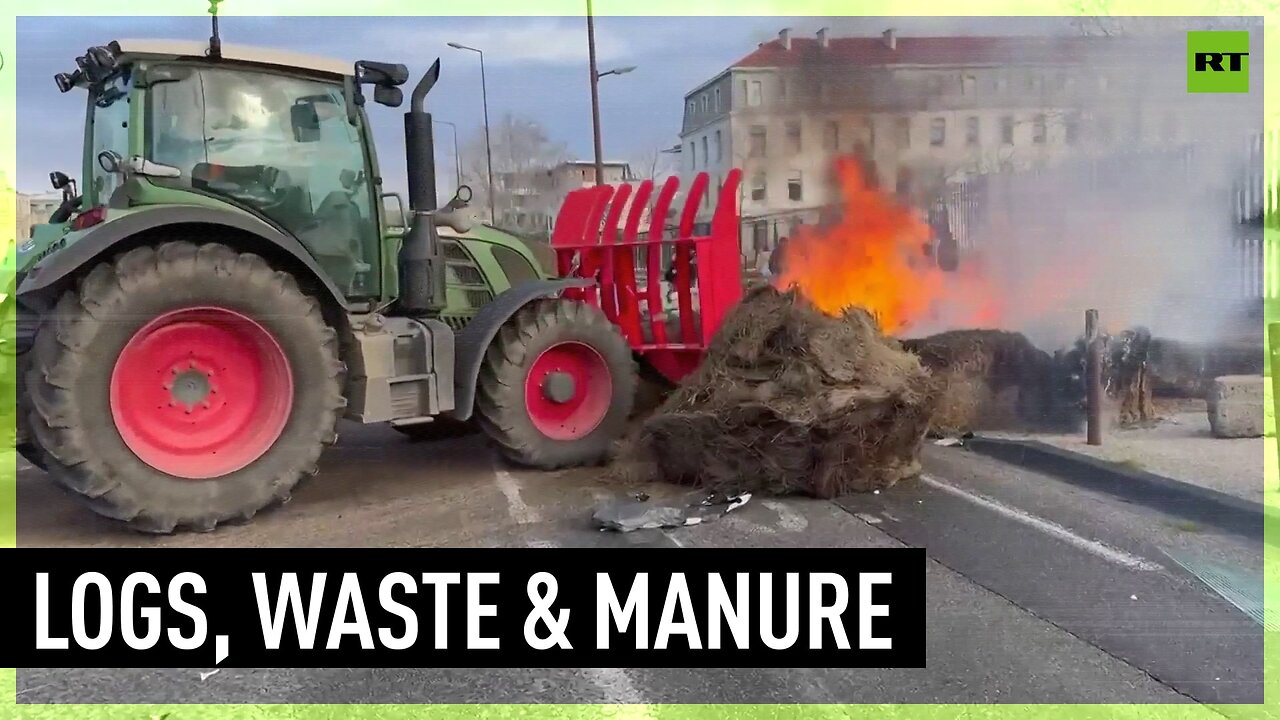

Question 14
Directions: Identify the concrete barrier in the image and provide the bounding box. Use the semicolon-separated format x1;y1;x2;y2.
1207;375;1265;438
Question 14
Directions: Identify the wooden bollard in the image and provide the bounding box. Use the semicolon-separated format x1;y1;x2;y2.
1086;309;1102;446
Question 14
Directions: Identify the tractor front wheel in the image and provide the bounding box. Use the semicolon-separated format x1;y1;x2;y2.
476;300;636;469
26;241;346;533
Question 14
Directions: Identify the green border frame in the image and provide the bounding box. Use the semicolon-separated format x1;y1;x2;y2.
2;2;1277;717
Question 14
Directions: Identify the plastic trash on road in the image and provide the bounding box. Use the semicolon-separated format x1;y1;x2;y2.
592;491;753;532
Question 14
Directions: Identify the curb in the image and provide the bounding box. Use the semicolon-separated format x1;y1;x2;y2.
962;437;1270;543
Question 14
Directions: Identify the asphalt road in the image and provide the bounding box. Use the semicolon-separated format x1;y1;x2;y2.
15;423;1262;705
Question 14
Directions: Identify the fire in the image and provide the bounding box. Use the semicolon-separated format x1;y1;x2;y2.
773;155;1001;335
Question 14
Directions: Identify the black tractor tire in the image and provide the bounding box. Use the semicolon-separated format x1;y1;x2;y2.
393;417;477;442
26;241;346;533
15;350;48;472
476;299;636;470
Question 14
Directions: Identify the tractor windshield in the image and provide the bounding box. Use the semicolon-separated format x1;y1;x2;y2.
146;65;380;297
89;71;132;206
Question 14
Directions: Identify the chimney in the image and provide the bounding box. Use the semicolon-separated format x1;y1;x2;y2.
817;27;829;49
882;28;897;50
779;27;792;50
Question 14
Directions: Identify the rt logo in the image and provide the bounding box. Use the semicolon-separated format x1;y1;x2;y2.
1187;31;1249;93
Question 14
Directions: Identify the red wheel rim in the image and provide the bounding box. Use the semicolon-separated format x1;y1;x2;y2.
109;307;294;479
524;341;612;441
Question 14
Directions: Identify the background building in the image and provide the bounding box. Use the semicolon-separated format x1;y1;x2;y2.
497;160;636;239
678;27;1257;263
17;192;62;239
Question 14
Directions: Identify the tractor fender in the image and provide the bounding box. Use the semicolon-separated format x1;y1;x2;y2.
450;277;595;422
16;205;349;311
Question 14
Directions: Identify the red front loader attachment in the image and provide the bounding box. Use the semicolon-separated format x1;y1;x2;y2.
549;170;743;384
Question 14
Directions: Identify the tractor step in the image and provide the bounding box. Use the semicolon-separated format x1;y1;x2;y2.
344;315;456;423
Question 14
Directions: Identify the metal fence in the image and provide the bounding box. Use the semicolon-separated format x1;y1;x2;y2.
943;132;1274;301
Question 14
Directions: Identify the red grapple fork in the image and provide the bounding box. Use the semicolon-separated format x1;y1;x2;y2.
550;169;744;384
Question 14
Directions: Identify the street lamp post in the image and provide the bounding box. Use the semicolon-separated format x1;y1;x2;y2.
446;42;495;223
585;0;635;186
433;120;462;192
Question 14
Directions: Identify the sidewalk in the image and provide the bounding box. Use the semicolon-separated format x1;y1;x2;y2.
981;401;1268;505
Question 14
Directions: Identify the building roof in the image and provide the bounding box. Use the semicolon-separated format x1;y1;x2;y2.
558;160;632;168
732;34;1108;69
110;39;353;78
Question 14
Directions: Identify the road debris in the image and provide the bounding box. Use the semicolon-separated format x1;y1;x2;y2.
902;329;1080;435
591;491;752;533
199;669;221;682
617;286;935;499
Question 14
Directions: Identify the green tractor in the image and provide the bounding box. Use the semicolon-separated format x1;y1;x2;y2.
14;37;637;533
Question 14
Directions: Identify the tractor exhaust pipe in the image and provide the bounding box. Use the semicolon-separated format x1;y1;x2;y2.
399;59;446;314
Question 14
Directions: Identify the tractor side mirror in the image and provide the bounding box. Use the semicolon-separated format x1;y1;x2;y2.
290;102;322;143
50;171;72;191
449;184;473;209
54;72;76;93
373;85;403;108
97;150;123;175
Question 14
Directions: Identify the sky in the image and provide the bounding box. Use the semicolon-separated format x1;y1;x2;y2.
15;15;1086;195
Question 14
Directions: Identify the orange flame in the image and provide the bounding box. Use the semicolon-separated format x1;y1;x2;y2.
773;154;1114;343
773;156;956;333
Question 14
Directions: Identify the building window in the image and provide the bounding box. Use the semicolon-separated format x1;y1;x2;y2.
1065;114;1080;145
895;117;910;148
748;80;763;107
778;77;787;101
824;121;839;151
965;116;980;146
715;130;723;162
786;121;802;154
749;125;767;158
750;172;767;202
930;118;946;147
1000;115;1015;145
863;118;876;151
715;87;721;111
993;74;1007;93
701;94;709;113
787;171;803;202
1032;114;1046;144
687;101;694;117
702;136;709;167
962;75;976;95
895;167;912;199
689;142;696;170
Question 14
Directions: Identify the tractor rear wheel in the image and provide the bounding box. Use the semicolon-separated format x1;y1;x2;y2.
26;241;346;533
476;299;636;469
15;351;48;471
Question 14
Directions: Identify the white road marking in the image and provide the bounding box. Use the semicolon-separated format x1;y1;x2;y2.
762;499;808;532
920;475;1164;573
493;460;539;525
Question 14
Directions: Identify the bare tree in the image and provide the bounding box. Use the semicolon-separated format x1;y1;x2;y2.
460;113;570;231
632;146;678;182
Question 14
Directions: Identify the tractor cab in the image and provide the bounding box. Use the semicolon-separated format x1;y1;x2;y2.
29;39;410;299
